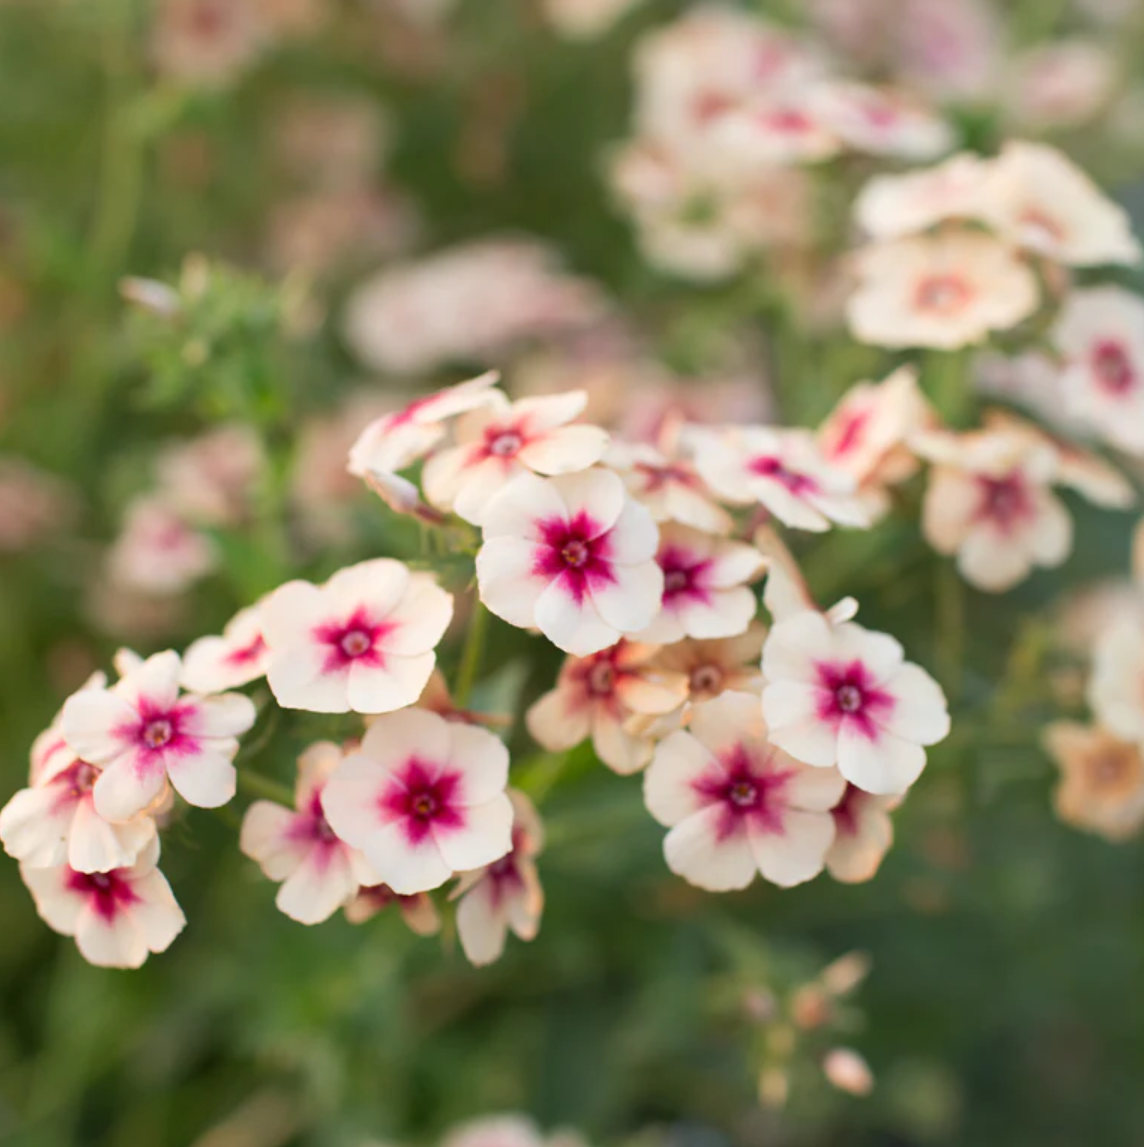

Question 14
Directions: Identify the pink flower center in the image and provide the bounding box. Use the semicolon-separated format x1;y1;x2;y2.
1091;339;1135;395
634;460;696;493
315;607;393;672
975;472;1033;530
586;660;616;696
143;719;174;748
227;633;267;667
748;455;818;495
120;699;196;761
341;630;372;658
832;784;863;836
1019;207;1065;244
658;545;714;606
815;660;895;739
534;511;617;605
562;539;590;567
828;408;870;459
485;428;524;459
70;761;97;795
380;759;464;845
690;663;724;695
914;274;970;315
694;745;792;838
761;107;813;135
728;779;759;808
65;867;140;922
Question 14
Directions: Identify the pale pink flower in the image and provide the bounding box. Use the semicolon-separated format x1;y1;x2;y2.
343;883;441;935
823;1048;875;1096
320;708;513;895
542;0;643;39
1044;722;1144;842
452;790;545;966
1;736;157;875
154;425;263;529
151;0;265;87
814;82;952;160
980;142;1141;267
643;691;846;891
20;837;185;968
260;559;453;714
897;0;1001;102
240;742;382;924
607;439;732;535
1089;615;1144;745
476;469;663;656
825;784;898;883
847;231;1039;350
181;603;269;693
1005;41;1116;130
916;426;1074;592
710;94;840;168
60;650;256;821
423;391;609;524
1053;286;1144;456
762;609;950;795
640;524;765;645
0;456;75;553
854;153;994;241
347;371;502;479
526;640;688;775
694;427;870;533
107;496;217;596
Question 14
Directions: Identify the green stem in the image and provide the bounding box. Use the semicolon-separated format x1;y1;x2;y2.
454;599;489;708
237;769;294;807
935;560;965;706
926;349;975;429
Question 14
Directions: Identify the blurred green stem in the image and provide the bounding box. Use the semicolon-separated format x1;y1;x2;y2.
454;600;488;708
238;770;295;807
926;349;974;429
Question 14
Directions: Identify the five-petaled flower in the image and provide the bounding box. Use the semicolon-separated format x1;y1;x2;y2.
644;691;847;891
422;390;609;524
20;836;185;968
476;469;663;656
1044;723;1144;842
261;558;453;714
320;708;513;895
240;741;383;924
762;608;950;795
60;650;256;822
452;789;545;966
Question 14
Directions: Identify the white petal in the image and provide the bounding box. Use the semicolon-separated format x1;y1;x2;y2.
358;708;453;776
663;807;757;892
475;537;548;629
166;747;237;809
837;726;926;795
276;846;359;924
877;664;950;745
589;560;664;636
74;909;150;969
68;799;155;874
446;723;511;806
591;711;654;775
0;787;71;868
551;468;625;531
748;808;833;887
518;424;610;476
644;731;714;825
380;574;454;655
92;753;169;823
525;686;592;752
239;801;307;879
361;820;454;895
129;869;186;955
434;794;514;872
782;763;848;812
184;692;257;739
534;578;621;656
321;754;387;846
346;652;436;714
60;690;137;766
266;643;351;713
455;879;509;967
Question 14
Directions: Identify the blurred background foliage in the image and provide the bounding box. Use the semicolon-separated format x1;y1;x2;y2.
2;1;1144;1145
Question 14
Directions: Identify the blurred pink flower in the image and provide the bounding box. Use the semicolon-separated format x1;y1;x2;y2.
182;603;270;694
1005;41;1116;130
1045;723;1144;842
155;425;263;529
151;0;266;87
0;456;75;553
107;495;217;596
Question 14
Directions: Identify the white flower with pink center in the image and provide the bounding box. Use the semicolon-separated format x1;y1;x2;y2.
108;495;217;596
916;426;1073;592
240;742;383;925
476;469;663;656
61;650;256;822
320;708;513;895
644;691;846;891
847;231;1040;350
1053;286;1144;456
694;427;870;533
825;784;899;883
20;837;185;968
815;82;952;159
422;390;610;524
452;790;545;966
181;603;269;693
347;371;502;479
710;94;840;167
1;743;156;874
261;559;453;714
607;439;732;535
762;610;950;795
526;640;688;775
640;524;765;645
980;141;1141;267
343;883;441;935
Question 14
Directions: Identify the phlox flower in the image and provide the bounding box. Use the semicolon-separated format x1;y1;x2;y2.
644;691;846;891
261;559;453;714
825;784;898;882
452;790;545;966
320;708;513;895
108;495;217;596
854;153;994;241
20;837;184;968
240;742;382;925
1053;286;1144;456
847;231;1039;350
710;94;840;168
1089;615;1144;744
61;650;256;821
640;523;766;645
542;0;644;40
476;469;663;656
422;391;609;524
814;82;952;160
155;424;263;529
980;141;1141;267
346;371;502;479
762;608;950;795
181;603;269;693
1044;723;1144;842
606;439;732;535
1006;41;1117;131
526;640;688;775
343;884;441;935
916;426;1073;592
694;426;870;533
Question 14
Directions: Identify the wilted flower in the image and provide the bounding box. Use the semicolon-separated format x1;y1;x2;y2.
526;640;688;774
320;708;513;895
644;691;846;891
476;469;663;656
61;651;256;821
1044;723;1144;841
453;790;545;966
20;837;185;968
762;608;950;795
343;883;441;935
240;742;382;924
182;603;269;693
260;559;453;714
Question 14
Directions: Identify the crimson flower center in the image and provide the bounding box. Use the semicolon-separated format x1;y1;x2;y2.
664;568;691;594
977;472;1031;527
410;792;438;819
587;661;616;696
487;430;524;458
748;455;818;494
836;684;864;713
562;539;590;568
728;780;758;808
71;762;97;794
690;664;724;695
143;719;173;749
1092;340;1135;394
340;629;372;658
